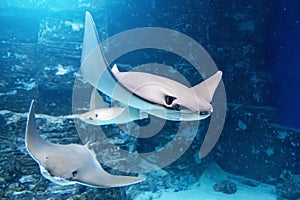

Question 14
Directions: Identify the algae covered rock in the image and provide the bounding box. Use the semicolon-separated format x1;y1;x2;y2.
276;174;300;200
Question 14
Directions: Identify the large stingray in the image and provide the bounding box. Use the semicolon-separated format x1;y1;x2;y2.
79;12;222;121
25;100;144;187
75;89;148;125
111;64;222;116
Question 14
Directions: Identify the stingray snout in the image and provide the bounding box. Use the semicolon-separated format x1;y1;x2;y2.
192;98;213;115
199;109;213;116
195;102;213;117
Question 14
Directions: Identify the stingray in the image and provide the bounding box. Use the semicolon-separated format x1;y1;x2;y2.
25;100;145;187
75;89;148;125
111;64;222;116
79;11;222;121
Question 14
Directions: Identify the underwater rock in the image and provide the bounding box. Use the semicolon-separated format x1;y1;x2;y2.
213;179;237;194
276;174;300;200
213;103;300;184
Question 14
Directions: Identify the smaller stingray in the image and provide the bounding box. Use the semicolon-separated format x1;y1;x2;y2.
25;100;145;187
75;89;148;125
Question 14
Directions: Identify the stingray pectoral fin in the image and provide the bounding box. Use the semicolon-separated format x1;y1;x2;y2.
25;100;52;162
79;13;130;103
101;174;145;187
192;71;222;102
80;11;116;101
79;172;145;188
81;12;101;64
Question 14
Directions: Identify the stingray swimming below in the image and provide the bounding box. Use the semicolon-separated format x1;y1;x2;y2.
25;100;145;187
73;88;148;125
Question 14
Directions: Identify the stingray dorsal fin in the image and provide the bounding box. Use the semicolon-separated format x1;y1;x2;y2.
89;88;106;111
192;71;222;102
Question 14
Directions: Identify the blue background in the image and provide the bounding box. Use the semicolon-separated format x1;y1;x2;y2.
268;0;300;128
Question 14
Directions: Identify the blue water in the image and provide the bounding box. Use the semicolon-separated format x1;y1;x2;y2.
0;0;299;199
268;0;300;129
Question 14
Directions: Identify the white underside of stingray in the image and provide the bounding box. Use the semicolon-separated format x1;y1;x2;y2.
25;100;144;187
79;12;222;121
